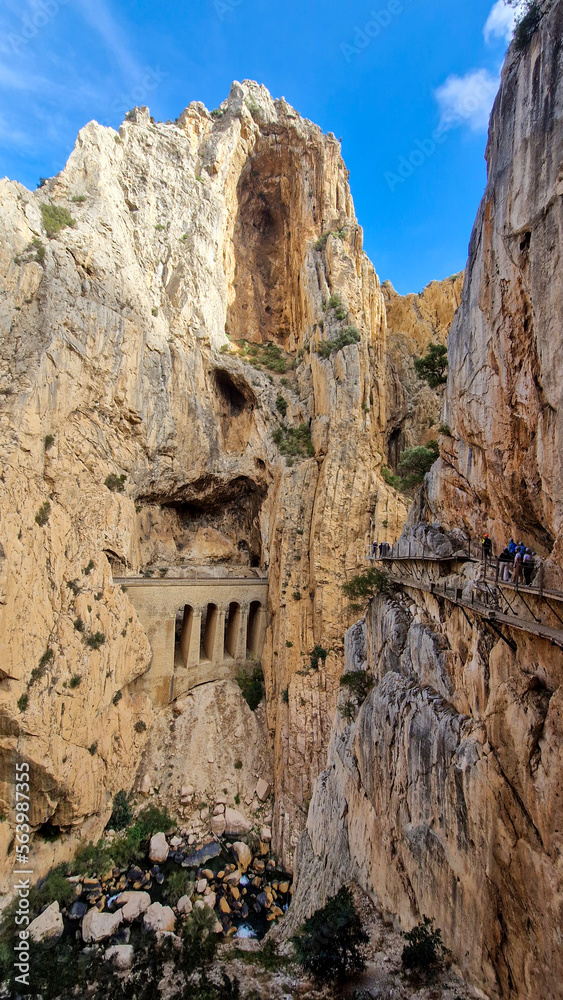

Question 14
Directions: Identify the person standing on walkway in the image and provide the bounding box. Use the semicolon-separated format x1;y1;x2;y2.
523;548;534;586
513;547;523;586
482;534;493;573
499;547;512;582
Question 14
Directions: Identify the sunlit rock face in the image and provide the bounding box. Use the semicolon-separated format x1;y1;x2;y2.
292;4;563;999
426;0;563;586
0;79;409;884
383;274;463;466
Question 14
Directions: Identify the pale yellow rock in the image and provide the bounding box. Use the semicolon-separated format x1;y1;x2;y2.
28;901;63;944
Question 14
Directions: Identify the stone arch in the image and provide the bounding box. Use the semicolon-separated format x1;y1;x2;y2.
224;601;241;659
179;604;194;667
201;603;219;662
247;600;262;656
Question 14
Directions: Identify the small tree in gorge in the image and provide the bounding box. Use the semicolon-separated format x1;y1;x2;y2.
414;344;448;388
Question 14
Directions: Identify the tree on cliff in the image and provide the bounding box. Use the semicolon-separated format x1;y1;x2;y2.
292;887;369;983
414;343;448;388
505;0;542;49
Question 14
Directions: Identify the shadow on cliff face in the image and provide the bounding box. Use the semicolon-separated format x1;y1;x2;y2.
227;136;340;350
137;475;267;569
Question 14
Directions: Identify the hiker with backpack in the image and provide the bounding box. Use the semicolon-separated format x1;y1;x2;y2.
523;548;534;586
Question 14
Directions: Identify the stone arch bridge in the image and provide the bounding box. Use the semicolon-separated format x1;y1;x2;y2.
117;575;268;709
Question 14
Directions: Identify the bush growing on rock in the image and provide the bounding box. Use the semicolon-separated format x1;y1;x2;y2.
180;906;218;978
397;442;439;490
401;916;450;980
235;660;264;711
40;203;76;237
108;789;133;830
342;567;393;611
292;886;368;983
340;670;374;703
414;343;447;388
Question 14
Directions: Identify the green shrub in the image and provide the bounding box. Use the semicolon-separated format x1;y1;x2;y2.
40;203;76;237
340;670;374;703
134;720;147;732
108;790;132;831
234;759;243;770
286;640;293;648
69;674;81;688
292;886;368;983
211;107;225;119
439;422;452;436
86;631;105;649
17;694;28;712
276;393;287;417
112;690;122;704
381;466;401;489
163;867;193;906
88;742;98;755
310;645;327;670
334;306;347;320
44;433;54;448
30;646;55;686
35;501;51;526
273;423;314;459
414;344;447;388
180;906;218;976
235;661;265;711
83;559;95;575
401;916;450;978
151;307;158;316
342;568;393;612
397;442;439;490
512;0;542;49
328;293;342;309
104;473;126;492
293;590;302;601
281;687;289;703
317;326;360;359
71;195;87;203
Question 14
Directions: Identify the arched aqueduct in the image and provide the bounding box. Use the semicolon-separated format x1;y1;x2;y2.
117;576;268;709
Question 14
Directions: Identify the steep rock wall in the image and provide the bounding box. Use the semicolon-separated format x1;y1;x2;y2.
292;6;563;998
0;81;406;884
383;275;463;466
291;585;563;1000
427;0;563;584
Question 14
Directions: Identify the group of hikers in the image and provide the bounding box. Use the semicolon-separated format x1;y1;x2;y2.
482;534;542;588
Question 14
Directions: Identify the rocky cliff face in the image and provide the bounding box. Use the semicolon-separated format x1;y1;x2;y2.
427;0;563;584
292;5;563;999
383;275;463;466
0;81;408;885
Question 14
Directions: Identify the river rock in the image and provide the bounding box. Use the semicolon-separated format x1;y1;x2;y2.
232;841;252;872
224;808;252;837
149;832;169;864
211;814;226;836
82;907;123;943
28;902;64;945
116;891;151;922
105;944;134;969
143;902;176;934
177;895;192;915
255;778;271;801
260;825;272;842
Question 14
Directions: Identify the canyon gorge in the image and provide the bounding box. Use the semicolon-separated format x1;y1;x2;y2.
0;0;562;997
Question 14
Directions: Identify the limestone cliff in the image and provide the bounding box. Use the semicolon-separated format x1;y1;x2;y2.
0;81;407;884
383;275;463;466
292;4;563;999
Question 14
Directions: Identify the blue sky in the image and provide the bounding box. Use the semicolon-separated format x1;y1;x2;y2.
0;0;520;293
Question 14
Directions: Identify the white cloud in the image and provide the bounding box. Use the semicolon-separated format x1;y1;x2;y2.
483;0;525;44
435;69;499;133
74;0;143;84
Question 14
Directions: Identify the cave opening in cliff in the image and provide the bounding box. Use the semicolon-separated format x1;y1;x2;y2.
137;476;267;569
226;140;315;350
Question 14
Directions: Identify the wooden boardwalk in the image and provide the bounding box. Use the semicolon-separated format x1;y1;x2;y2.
387;574;563;650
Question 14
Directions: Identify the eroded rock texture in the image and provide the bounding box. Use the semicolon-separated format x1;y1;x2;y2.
293;6;563;998
384;275;463;466
427;0;563;585
0;81;407;883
